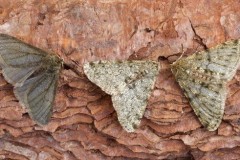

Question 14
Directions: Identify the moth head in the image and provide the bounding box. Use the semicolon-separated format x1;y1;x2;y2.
171;59;182;78
171;57;192;79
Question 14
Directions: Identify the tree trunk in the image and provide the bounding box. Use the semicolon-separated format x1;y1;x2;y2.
0;0;240;159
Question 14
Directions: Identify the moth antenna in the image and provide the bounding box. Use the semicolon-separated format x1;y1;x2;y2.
175;44;185;62
171;44;185;66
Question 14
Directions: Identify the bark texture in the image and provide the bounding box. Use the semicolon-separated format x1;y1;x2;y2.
0;0;240;159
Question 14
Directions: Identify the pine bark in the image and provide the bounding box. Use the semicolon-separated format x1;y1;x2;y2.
0;0;240;159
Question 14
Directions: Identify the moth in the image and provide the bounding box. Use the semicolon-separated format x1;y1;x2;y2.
171;40;240;131
0;34;62;125
84;60;160;132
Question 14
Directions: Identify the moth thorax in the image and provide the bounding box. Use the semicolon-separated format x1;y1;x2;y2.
45;54;62;67
171;63;185;78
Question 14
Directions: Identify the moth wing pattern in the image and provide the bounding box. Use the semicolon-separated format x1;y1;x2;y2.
0;34;47;86
191;40;240;81
0;34;62;125
171;39;240;131
84;61;160;132
14;71;60;125
2;66;40;87
174;75;227;131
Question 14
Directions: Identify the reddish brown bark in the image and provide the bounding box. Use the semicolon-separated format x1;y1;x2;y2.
0;0;240;159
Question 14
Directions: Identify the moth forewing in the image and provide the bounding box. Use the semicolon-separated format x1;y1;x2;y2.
0;34;62;125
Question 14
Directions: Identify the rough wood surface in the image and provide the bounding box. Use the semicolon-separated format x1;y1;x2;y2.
0;0;240;159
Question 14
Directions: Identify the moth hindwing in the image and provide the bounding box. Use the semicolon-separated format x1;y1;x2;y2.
0;34;62;125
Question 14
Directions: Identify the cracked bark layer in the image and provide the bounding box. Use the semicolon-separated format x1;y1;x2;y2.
0;0;240;160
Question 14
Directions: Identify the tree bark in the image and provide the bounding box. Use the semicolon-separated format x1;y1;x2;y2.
0;0;240;159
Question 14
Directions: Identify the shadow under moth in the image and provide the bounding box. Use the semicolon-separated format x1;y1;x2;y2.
171;40;240;131
0;34;62;125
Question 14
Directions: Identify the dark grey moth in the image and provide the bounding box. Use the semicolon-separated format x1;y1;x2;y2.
171;40;240;131
0;34;62;125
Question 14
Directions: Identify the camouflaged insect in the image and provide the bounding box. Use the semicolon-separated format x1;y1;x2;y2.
0;34;62;125
84;60;160;132
171;40;240;131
